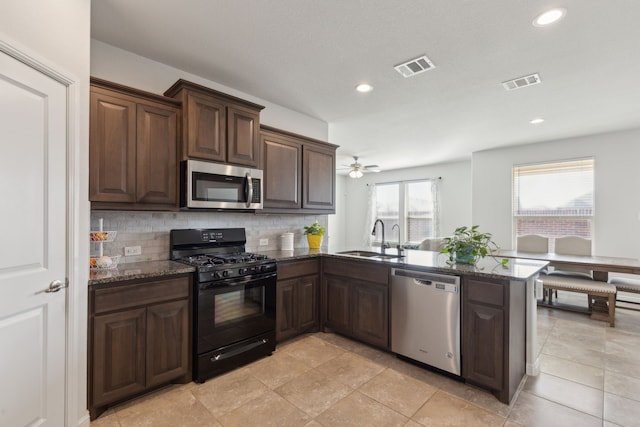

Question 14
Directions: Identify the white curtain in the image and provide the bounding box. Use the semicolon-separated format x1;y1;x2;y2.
431;178;441;237
362;184;376;247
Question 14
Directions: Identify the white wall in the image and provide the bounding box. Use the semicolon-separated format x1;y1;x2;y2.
328;174;348;251
340;160;472;249
91;39;328;141
472;128;640;257
1;1;91;426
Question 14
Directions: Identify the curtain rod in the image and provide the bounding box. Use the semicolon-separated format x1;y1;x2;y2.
366;177;442;186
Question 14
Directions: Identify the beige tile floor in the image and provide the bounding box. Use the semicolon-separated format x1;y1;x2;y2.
92;292;640;427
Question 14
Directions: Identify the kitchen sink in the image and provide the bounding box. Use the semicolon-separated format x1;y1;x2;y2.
337;250;404;260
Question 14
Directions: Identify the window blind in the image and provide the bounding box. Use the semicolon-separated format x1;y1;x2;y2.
512;158;594;240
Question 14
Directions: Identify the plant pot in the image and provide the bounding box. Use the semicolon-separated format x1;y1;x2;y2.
306;234;323;249
455;247;476;265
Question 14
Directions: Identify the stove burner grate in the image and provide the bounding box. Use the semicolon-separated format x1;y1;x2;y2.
179;252;272;268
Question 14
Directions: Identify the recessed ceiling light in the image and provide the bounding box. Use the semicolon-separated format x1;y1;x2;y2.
356;83;373;93
533;8;566;27
530;118;545;124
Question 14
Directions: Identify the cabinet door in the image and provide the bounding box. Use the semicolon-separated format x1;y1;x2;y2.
136;103;178;205
297;275;318;332
303;144;335;210
276;278;298;342
146;299;190;387
261;132;302;209
227;104;260;167
463;302;504;390
323;275;351;334
352;280;389;348
89;90;136;203
92;308;146;406
186;92;226;161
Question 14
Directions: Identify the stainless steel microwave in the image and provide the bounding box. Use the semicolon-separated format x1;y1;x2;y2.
182;160;263;210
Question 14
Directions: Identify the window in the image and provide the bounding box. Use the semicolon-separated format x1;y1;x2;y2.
374;180;438;244
512;158;594;249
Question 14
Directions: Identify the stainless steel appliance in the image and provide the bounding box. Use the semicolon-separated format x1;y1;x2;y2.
182;159;263;210
391;268;461;376
170;228;276;383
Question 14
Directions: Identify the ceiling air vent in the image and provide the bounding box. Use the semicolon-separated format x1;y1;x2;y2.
502;73;541;91
394;55;435;78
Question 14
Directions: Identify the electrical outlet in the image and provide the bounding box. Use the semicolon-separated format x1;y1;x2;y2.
259;238;269;246
124;246;142;256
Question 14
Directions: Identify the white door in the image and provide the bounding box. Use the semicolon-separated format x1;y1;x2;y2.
0;50;67;426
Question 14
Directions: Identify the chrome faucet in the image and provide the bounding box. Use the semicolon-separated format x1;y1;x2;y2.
372;219;389;254
392;223;404;256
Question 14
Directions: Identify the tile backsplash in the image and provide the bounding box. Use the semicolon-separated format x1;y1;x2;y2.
91;211;329;264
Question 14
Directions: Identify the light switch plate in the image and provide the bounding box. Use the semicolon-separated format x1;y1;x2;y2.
124;246;142;256
259;238;269;246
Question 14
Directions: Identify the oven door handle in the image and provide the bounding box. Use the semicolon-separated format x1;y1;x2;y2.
199;271;277;291
245;172;253;208
211;337;270;362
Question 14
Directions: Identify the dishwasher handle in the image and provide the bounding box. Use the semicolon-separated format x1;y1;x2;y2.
414;279;433;286
392;268;460;285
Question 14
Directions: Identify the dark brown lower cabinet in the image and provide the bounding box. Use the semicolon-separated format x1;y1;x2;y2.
462;277;525;403
276;259;320;342
463;302;504;390
89;275;192;420
146;300;190;387
92;308;146;406
322;258;390;349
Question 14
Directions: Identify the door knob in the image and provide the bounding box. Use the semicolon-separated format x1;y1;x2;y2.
36;279;68;295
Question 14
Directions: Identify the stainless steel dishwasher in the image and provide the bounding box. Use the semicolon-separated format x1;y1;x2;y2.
391;268;461;376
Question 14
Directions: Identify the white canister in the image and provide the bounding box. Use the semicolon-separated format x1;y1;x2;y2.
280;233;294;251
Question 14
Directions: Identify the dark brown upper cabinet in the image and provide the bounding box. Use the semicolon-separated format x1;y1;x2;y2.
164;79;264;168
260;126;337;214
90;78;181;211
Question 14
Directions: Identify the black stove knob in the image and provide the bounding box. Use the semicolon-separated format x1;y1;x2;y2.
222;270;229;278
213;271;221;279
239;268;247;275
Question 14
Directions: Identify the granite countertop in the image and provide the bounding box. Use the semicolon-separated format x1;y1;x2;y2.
261;247;548;281
88;248;547;286
89;260;195;286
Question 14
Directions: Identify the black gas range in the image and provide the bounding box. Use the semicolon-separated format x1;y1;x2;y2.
170;228;276;383
180;251;275;282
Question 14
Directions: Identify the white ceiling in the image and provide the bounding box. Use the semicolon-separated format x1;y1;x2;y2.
91;0;640;173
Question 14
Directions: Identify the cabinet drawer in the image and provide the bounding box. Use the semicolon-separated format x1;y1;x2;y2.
93;276;190;314
465;278;505;306
278;259;319;280
324;258;388;284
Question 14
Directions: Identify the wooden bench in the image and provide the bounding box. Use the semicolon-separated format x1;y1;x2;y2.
539;274;617;327
608;277;640;310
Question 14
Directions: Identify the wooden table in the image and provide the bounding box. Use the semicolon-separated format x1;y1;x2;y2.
498;251;640;280
499;251;640;321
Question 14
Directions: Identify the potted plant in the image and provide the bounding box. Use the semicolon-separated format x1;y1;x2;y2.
304;221;326;249
441;225;507;266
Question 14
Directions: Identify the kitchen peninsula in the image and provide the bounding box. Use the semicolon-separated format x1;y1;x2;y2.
265;248;547;403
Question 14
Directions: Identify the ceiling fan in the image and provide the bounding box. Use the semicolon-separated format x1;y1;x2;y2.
339;156;381;178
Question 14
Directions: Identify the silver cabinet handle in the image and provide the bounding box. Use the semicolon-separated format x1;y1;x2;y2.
36;279;68;295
